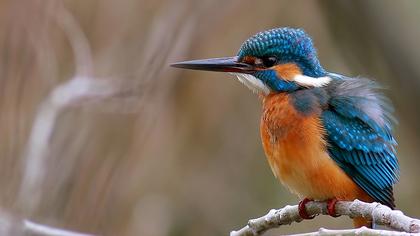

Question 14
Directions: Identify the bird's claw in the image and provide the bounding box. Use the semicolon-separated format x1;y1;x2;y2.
326;198;340;217
298;198;315;219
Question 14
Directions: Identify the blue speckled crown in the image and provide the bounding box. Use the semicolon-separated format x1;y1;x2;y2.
237;28;325;77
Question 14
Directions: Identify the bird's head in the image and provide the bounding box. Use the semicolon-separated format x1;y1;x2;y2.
171;27;330;95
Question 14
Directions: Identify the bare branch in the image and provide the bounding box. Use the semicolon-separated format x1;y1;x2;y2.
0;211;96;236
17;76;121;213
16;1;131;214
54;2;93;76
24;220;95;236
230;200;420;236
288;226;414;236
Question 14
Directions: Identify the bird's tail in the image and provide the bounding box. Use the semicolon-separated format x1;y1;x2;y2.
353;217;372;228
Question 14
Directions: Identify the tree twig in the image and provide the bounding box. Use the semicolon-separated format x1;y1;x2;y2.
24;220;95;236
230;200;420;236
288;226;414;236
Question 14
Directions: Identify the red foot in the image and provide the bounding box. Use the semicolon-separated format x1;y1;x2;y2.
298;198;315;219
326;198;340;217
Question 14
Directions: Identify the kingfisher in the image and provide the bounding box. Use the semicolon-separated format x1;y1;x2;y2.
171;27;399;227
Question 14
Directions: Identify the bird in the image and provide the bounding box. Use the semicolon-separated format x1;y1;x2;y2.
171;27;399;228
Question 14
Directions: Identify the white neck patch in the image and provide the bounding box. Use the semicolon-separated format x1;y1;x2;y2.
228;73;331;94
230;73;270;95
293;74;332;87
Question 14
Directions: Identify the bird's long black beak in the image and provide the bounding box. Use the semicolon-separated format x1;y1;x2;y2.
170;56;254;73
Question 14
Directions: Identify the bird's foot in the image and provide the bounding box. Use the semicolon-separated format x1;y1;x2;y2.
326;198;340;217
298;198;315;219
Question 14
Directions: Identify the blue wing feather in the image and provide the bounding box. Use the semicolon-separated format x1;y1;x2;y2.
327;146;395;206
322;74;399;208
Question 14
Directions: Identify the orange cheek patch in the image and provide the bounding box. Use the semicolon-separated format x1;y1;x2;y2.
242;56;256;64
273;63;302;80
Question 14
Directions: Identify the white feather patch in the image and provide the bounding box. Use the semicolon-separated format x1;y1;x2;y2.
229;73;270;95
294;74;332;87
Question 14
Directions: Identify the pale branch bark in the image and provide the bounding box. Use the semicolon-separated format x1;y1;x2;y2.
230;200;420;236
17;3;127;214
288;226;414;236
18;76;121;212
24;220;95;236
16;1;96;214
17;0;196;223
0;211;96;236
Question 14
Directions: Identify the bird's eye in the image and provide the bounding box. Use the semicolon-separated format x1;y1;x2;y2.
261;56;278;68
254;56;278;68
253;56;277;68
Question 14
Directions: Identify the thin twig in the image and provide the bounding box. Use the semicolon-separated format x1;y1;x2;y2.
289;226;415;236
230;200;420;236
24;220;95;236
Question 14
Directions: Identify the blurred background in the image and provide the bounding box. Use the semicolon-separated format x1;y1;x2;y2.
0;0;419;235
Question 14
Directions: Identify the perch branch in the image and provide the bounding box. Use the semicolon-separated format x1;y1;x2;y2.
230;200;420;236
287;226;414;236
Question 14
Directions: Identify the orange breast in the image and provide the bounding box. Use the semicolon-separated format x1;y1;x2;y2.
260;93;370;201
